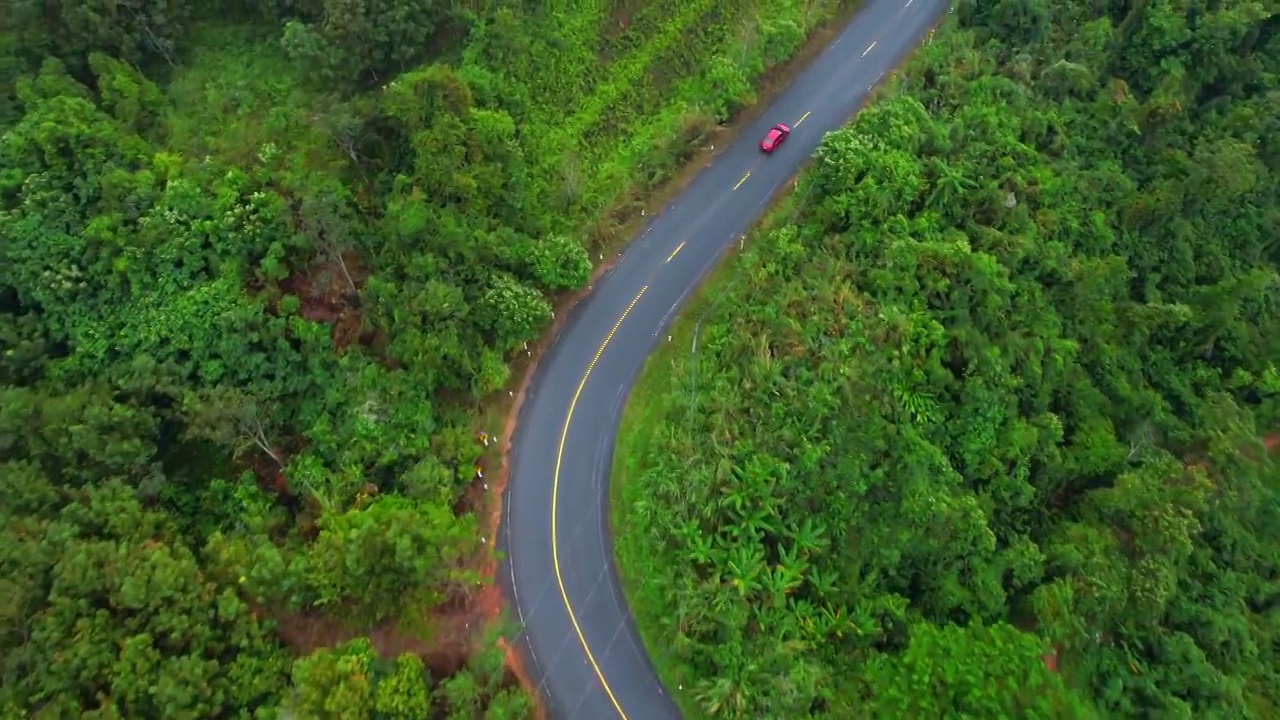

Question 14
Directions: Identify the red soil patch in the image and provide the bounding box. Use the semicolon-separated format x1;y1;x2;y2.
274;605;479;679
278;250;372;352
249;453;292;497
1184;432;1280;475
600;3;637;49
1042;646;1060;673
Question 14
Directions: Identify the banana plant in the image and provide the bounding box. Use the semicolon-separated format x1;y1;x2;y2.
724;541;766;598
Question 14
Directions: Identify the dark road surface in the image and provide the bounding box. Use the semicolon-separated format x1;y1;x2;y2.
500;1;950;717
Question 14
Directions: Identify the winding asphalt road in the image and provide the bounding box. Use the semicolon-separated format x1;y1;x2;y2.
500;1;949;717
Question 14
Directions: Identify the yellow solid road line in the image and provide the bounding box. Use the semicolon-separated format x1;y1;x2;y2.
550;284;649;720
666;241;686;263
796;111;811;126
734;172;750;190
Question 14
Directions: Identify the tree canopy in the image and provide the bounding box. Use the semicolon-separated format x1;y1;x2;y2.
614;3;1280;718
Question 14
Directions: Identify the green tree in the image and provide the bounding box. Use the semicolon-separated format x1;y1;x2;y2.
0;479;291;716
528;234;593;291
281;0;458;88
477;273;553;352
374;653;432;720
289;638;377;720
305;496;477;625
852;622;1096;719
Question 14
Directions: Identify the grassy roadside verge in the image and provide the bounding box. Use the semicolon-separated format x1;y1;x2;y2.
478;0;870;342
566;1;869;260
608;188;804;718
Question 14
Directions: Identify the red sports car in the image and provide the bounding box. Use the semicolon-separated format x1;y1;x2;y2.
760;123;791;153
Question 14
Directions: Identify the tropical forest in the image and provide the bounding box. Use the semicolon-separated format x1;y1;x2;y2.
614;1;1280;719
0;0;852;717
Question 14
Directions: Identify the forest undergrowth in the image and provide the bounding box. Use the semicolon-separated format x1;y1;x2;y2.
0;1;861;717
614;2;1280;718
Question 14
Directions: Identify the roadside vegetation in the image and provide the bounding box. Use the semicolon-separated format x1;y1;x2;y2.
614;2;1280;718
0;0;859;716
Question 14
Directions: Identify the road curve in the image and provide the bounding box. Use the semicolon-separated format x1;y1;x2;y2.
500;1;949;717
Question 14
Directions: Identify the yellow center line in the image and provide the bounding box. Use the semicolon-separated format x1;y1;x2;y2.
666;241;686;263
550;284;649;720
795;111;811;126
734;171;751;190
